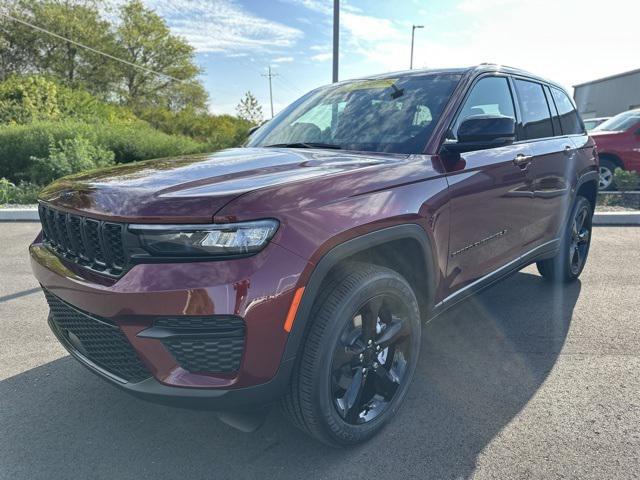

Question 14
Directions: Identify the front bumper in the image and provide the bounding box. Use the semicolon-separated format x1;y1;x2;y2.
31;240;310;408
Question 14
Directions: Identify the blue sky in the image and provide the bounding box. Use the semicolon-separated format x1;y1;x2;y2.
140;0;638;116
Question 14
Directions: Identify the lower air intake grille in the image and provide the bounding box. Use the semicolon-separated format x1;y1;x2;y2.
154;316;246;373
44;290;151;383
163;337;245;373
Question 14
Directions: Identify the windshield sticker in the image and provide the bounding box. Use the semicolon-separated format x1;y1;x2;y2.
337;79;398;93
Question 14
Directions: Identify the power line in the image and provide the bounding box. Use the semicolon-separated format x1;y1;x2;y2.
0;11;185;83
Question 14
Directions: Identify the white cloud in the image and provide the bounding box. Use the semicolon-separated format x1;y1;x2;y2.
272;56;295;63
311;52;332;62
283;0;332;14
290;0;637;91
457;0;518;13
411;0;638;90
140;0;303;54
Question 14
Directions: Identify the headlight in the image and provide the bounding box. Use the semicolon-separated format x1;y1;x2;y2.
128;220;279;257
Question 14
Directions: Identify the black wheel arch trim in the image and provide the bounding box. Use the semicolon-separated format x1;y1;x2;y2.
576;170;599;190
281;223;437;364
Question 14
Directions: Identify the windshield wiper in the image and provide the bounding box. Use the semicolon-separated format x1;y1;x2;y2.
264;142;342;150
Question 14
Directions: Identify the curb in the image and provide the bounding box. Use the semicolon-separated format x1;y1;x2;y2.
592;211;640;226
0;208;39;221
1;207;639;225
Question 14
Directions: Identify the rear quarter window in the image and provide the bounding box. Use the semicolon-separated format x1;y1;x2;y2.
551;88;584;135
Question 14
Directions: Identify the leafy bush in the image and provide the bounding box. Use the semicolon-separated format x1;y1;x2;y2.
0;119;206;182
94;121;206;163
614;168;639;191
0;76;136;125
0;76;60;124
0;177;41;204
0;75;249;188
29;137;116;185
135;106;251;149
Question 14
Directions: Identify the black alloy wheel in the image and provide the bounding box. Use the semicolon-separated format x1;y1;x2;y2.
568;202;591;276
537;195;593;283
281;262;421;446
330;294;412;425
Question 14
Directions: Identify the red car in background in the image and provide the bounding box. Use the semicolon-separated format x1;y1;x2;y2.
590;109;640;190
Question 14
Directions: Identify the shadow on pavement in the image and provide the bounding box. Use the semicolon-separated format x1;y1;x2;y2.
0;271;580;480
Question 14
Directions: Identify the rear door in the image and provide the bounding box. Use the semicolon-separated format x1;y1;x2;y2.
510;78;573;247
444;75;534;293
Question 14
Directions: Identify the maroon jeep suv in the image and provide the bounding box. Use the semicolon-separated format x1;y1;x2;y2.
30;65;598;446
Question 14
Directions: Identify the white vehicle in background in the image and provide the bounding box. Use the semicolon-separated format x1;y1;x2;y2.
584;117;610;131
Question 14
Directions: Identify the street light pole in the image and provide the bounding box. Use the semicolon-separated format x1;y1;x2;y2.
410;24;424;70
332;0;339;83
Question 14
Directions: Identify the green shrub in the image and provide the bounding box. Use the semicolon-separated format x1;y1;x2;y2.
614;168;639;191
0;119;207;182
29;136;116;185
135;106;251;148
0;76;136;125
94;121;206;163
0;76;60;124
0;177;41;204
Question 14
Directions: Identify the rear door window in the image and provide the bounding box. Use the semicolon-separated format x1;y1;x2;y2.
551;88;584;135
514;79;554;140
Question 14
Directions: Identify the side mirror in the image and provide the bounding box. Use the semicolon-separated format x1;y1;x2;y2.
443;115;516;153
248;125;260;136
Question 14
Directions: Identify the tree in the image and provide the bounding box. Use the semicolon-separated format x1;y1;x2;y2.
236;91;263;125
113;0;206;111
0;0;118;95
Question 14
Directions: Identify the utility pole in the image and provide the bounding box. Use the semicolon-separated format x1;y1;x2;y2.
332;0;339;83
410;25;424;70
262;65;278;118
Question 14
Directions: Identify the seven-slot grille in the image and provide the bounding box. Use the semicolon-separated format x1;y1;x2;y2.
44;290;151;383
38;203;127;276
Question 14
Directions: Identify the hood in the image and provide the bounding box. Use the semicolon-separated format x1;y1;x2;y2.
39;148;406;222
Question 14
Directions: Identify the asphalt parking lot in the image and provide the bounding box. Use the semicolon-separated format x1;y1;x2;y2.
1;223;639;480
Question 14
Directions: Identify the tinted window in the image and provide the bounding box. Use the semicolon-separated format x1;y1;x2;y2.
551;88;584;135
544;85;561;134
514;80;553;140
452;76;515;137
248;74;461;154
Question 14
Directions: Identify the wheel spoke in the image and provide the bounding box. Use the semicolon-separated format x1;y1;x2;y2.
576;209;587;232
342;327;365;354
376;319;408;349
360;297;383;344
372;365;399;400
575;246;582;267
339;368;368;422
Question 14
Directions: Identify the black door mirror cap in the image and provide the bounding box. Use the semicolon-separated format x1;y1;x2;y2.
443;115;516;153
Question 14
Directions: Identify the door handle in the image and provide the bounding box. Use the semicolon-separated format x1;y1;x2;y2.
563;145;572;155
513;153;533;167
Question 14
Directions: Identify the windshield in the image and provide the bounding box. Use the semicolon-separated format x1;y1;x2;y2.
593;110;640;132
248;73;461;154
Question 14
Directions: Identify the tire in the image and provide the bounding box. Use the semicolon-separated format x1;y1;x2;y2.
281;262;421;446
598;158;618;191
537;196;593;283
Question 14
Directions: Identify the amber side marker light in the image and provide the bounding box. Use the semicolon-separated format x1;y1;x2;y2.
284;287;305;332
